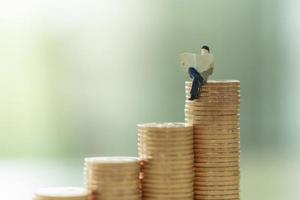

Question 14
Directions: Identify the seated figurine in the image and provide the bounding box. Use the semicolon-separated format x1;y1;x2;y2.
180;45;214;100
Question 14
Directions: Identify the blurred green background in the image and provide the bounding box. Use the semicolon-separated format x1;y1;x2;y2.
0;0;299;199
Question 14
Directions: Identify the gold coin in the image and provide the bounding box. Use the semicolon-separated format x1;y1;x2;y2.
141;185;193;191
140;158;194;164
142;177;194;183
194;164;239;170
194;135;239;141
193;127;240;132
140;160;194;166
194;142;240;148
84;175;140;182
194;162;240;167
139;155;194;162
138;131;193;140
84;185;140;192
141;182;193;189
141;192;193;198
193;129;240;134
193;134;240;139
194;137;240;144
137;122;192;130
141;169;194;175
195;153;240;159
84;179;140;185
194;189;239;195
185;117;240;123
141;165;194;172
142;193;193;199
194;193;240;200
142;171;194;177
138;143;193;149
186;96;240;101
185;108;240;113
194;148;240;154
185;110;240;116
84;182;140;189
138;147;193;153
186;83;240;88
185;113;240;119
184;95;240;101
195;170;239;176
197;93;240;97
142;172;194;179
184;112;239;119
185;107;240;112
194;157;240;163
185;83;240;88
141;162;194;168
138;142;193;148
193;97;240;102
142;178;193;184
187;122;240;128
185;119;239;125
187;123;240;129
84;166;140;171
185;91;240;96
138;137;193;144
186;80;240;84
185;89;240;93
194;175;239;181
142;192;193;199
194;184;239;190
185;102;240;107
138;130;193;136
84;164;140;171
194;179;240;186
91;192;141;199
142;190;193;196
139;151;194;157
34;187;88;200
138;146;193;152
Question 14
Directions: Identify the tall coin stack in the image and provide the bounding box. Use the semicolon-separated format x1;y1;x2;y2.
84;157;141;200
137;123;194;200
185;80;241;200
33;187;88;200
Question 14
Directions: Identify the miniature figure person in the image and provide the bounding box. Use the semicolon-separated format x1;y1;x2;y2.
188;45;214;100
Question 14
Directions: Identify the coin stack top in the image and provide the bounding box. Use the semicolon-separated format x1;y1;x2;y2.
33;187;88;200
185;80;241;200
84;156;141;200
137;122;194;200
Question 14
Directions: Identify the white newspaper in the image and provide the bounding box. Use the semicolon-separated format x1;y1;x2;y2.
180;52;213;72
179;53;196;70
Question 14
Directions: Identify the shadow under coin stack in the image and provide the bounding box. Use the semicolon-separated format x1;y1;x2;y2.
33;187;88;200
84;157;141;200
137;123;194;200
185;80;241;200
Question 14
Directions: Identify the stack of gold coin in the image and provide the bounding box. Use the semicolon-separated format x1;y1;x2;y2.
137;122;194;200
84;156;141;200
185;80;241;200
33;187;88;200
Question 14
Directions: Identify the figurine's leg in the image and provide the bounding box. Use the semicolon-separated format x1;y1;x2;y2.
191;77;200;98
188;67;198;79
196;75;204;97
188;67;201;99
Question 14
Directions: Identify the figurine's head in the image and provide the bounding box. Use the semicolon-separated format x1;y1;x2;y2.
201;45;210;54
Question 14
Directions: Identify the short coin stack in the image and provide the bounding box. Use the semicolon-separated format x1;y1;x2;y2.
185;80;241;200
33;187;88;200
137;122;194;200
84;156;141;200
